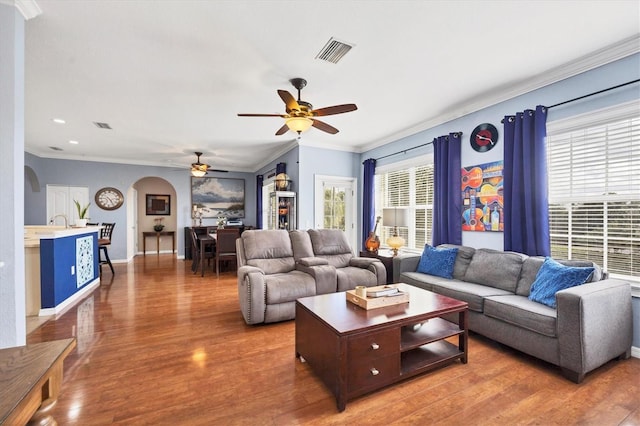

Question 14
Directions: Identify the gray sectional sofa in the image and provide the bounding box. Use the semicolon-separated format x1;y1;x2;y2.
236;229;386;325
394;245;633;383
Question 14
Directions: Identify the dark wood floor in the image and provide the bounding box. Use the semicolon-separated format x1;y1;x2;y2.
27;255;640;425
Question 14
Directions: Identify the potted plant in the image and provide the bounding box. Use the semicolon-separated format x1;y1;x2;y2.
153;217;165;232
74;200;90;227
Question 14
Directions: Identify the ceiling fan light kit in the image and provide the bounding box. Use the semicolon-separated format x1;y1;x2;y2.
238;77;357;136
285;116;313;133
191;152;209;177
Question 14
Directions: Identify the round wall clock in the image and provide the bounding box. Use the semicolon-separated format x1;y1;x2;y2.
470;123;499;152
95;187;124;210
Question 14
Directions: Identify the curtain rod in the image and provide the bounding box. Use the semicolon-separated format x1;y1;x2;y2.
372;132;463;162
547;78;640;109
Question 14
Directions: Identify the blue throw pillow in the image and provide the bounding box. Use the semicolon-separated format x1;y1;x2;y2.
416;245;459;279
528;257;595;308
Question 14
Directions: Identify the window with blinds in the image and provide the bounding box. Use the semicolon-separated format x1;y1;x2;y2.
375;162;434;251
547;102;639;282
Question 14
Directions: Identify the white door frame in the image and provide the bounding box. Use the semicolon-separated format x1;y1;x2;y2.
126;187;137;260
314;175;357;252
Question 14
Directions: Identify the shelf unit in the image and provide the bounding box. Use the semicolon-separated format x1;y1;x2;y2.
269;191;296;230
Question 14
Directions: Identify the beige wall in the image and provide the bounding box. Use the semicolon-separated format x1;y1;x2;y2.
134;177;177;254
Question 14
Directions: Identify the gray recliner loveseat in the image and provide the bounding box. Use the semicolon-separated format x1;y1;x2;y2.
236;229;386;325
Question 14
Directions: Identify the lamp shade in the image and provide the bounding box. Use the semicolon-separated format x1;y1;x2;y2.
285;116;313;133
382;207;409;227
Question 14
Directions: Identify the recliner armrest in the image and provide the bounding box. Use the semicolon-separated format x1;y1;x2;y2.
237;265;266;325
297;257;329;267
296;263;337;295
350;257;386;285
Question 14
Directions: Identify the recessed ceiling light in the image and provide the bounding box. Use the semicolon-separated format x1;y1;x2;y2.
69;140;79;144
52;118;66;124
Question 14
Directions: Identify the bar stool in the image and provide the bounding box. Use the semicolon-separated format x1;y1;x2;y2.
99;223;115;275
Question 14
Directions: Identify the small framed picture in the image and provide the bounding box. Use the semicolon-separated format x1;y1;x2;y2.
146;194;171;215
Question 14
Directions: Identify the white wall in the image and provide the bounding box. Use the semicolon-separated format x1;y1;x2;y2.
0;3;26;348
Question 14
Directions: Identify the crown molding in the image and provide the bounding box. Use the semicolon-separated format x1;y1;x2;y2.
0;0;42;20
357;35;640;154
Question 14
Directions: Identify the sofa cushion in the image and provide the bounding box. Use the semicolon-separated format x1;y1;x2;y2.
516;256;603;296
430;280;512;313
398;272;435;291
528;257;594;308
241;230;296;274
289;230;314;260
307;229;353;267
265;271;316;304
463;248;525;292
416;245;458;279
484;295;558;337
439;244;476;280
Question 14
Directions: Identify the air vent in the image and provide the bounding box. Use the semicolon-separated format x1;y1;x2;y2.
49;146;63;151
93;121;112;129
315;37;354;64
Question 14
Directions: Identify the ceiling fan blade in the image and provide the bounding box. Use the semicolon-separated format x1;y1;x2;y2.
275;124;289;136
238;113;287;117
312;104;358;117
311;119;339;134
209;169;228;173
278;90;301;113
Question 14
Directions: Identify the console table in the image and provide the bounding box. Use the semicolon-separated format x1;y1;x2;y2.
142;231;175;255
0;338;76;425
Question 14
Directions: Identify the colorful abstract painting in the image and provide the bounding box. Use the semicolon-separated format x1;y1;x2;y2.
461;161;504;232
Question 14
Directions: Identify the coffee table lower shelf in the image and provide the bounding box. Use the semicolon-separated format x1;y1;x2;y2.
295;284;468;411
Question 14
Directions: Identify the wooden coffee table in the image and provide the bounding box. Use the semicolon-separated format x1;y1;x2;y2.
295;283;468;411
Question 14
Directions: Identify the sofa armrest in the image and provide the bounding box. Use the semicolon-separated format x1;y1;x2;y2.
350;257;387;285
296;264;337;295
556;278;633;382
297;257;329;267
393;254;420;283
237;265;266;325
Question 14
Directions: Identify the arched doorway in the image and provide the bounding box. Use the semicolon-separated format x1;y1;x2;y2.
130;177;177;257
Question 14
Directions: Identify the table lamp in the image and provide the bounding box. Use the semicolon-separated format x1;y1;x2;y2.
383;207;409;256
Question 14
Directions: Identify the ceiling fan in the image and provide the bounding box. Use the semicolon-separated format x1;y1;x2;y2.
190;152;227;176
238;78;357;135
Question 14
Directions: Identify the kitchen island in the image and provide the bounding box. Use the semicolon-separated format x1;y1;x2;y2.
25;226;101;316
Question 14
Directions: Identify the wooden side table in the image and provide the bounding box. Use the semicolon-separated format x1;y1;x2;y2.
142;231;175;255
359;250;394;284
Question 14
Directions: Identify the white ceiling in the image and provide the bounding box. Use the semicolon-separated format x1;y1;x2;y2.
23;0;640;173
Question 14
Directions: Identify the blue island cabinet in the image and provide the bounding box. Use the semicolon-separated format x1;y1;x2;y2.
38;228;101;314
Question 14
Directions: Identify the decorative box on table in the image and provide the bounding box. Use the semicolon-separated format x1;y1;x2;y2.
346;284;409;310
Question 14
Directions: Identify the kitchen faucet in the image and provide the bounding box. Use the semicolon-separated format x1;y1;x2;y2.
49;214;69;228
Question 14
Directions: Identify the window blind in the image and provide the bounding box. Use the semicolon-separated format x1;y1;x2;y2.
547;104;639;281
375;163;434;251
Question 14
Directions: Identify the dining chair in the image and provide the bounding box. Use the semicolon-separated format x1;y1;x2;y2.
214;228;240;277
98;223;115;275
191;228;214;275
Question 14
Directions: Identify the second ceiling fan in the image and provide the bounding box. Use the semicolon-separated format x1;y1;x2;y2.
238;78;357;135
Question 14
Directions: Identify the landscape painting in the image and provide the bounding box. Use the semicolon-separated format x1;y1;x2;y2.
191;177;245;218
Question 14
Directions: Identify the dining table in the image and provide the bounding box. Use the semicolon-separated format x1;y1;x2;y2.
195;232;216;276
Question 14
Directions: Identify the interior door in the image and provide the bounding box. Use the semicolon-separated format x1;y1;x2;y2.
314;176;357;251
46;185;89;226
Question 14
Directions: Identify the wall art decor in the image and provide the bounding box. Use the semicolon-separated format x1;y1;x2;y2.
191;177;245;218
461;160;503;232
146;194;171;215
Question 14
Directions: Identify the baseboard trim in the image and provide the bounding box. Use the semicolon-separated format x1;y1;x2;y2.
39;278;100;317
631;346;640;359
